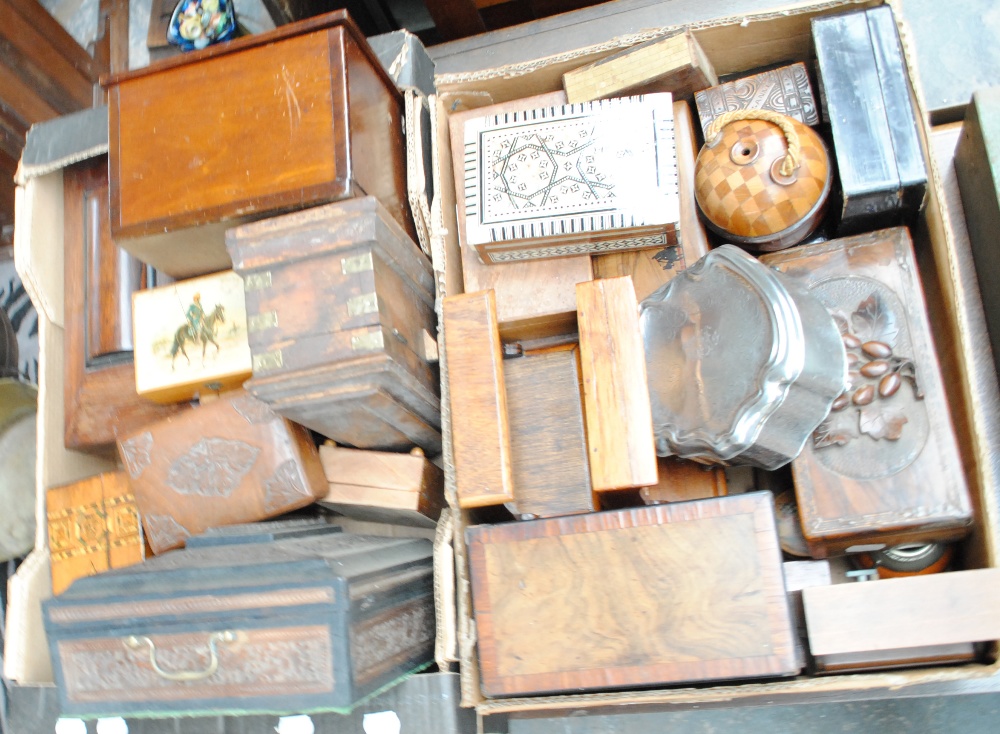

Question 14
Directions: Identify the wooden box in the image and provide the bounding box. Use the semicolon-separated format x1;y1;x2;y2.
460;94;680;265
694;62;820;138
42;531;435;716
467;493;796;696
132;270;252;404
318;444;445;528
954;87;1000;377
761;228;972;557
117;390;327;554
184;518;341;548
226;196;441;453
639;457;727;505
47;471;145;596
104;10;413;278
813;7;927;234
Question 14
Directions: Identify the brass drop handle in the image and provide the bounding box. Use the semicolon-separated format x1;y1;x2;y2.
123;630;237;682
705;108;802;178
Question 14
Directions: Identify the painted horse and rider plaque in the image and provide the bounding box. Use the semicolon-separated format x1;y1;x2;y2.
132;270;253;404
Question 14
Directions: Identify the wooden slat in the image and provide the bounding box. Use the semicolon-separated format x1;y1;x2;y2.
2;0;100;81
0;63;61;124
640;456;726;504
576;277;657;493
442;290;515;509
803;568;1000;657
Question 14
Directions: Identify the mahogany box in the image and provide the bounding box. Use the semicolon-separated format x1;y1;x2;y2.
226;197;440;453
42;530;435;716
103;10;413;278
117;390;328;554
467;493;796;696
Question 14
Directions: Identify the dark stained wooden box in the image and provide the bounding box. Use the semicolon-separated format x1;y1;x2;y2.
42;531;435;717
467;493;797;696
226;197;441;453
104;10;414;278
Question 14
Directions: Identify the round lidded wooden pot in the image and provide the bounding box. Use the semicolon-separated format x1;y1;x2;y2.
695;110;832;252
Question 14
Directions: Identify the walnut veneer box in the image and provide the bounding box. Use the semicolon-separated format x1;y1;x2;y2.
103;10;413;278
467;492;797;696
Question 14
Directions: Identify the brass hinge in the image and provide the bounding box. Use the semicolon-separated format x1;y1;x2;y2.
247;310;278;333
347;292;379;317
341;252;374;275
252;349;283;372
243;271;272;292
351;331;385;352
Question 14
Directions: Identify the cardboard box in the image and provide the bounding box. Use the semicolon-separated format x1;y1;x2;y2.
428;0;1000;722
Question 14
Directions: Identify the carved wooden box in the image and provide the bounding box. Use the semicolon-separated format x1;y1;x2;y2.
460;94;680;265
226;196;441;453
47;471;145;596
117;390;327;554
761;228;972;557
132;270;252;404
42;531;435;716
467;493;797;696
104;10;413;278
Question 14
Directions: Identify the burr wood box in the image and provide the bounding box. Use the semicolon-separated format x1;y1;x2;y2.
226;196;441;453
117;390;327;554
103;10;413;278
132;270;252;404
467;493;796;696
42;531;435;716
761;228;972;557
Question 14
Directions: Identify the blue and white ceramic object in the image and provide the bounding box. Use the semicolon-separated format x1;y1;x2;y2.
167;0;236;51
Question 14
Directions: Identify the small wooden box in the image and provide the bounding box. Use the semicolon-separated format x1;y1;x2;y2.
104;10;413;277
761;228;972;557
132;270;252;404
467;493;796;696
117;390;328;554
43;531;435;716
461;94;680;265
47;471;145;596
639;457;727;505
226;196;441;453
694;62;820;139
318;444;445;528
813;8;926;234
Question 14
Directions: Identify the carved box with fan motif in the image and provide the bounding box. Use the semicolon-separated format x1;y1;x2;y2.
42;529;434;716
761;228;972;557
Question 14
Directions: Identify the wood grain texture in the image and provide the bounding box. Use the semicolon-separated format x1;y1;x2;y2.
63;158;188;453
467;493;796;696
803;568;1000;670
562;31;716;104
106;12;412;277
318;444;444;527
449;92;592;341
639;456;726;505
761;228;972;557
442;291;514;509
576;277;656;492
47;471;144;596
505;348;594;518
117;390;327;554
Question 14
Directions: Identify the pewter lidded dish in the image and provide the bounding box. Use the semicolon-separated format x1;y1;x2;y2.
639;245;846;470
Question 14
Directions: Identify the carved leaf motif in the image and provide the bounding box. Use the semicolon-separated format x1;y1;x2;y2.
263;460;312;513
851;293;899;347
144;514;191;552
813;412;858;449
166;438;260;497
859;405;909;441
120;432;153;479
831;311;850;336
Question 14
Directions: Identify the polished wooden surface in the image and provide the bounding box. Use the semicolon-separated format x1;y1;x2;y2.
63;158;186;453
449;91;593;340
47;471;144;596
639;456;726;505
576;277;656;493
117;390;327;554
468;493;796;696
318;444;444;526
443;290;515;509
505;348;594;519
763;228;972;557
